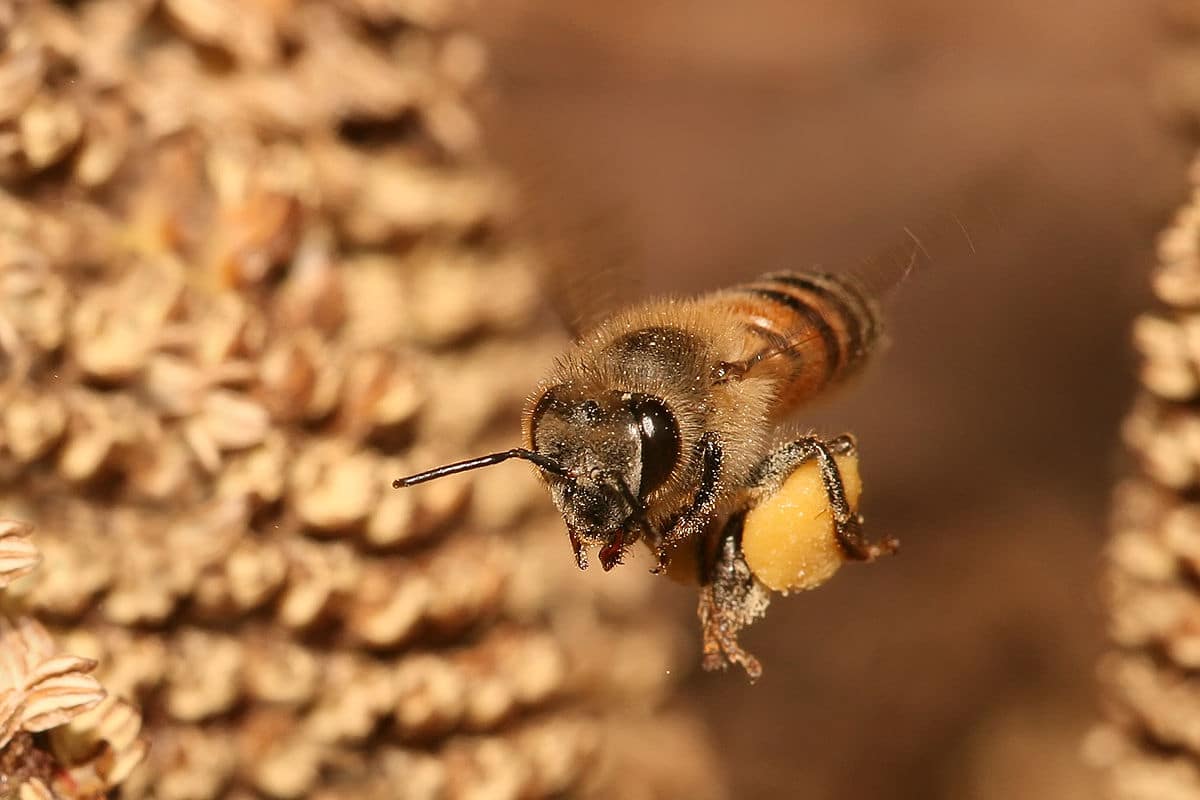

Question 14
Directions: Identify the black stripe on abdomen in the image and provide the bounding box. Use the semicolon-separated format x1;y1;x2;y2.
743;287;841;379
762;272;877;362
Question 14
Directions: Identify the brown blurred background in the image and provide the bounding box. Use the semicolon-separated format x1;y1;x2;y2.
472;2;1187;798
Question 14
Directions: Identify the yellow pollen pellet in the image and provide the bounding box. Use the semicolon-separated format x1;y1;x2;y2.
742;454;861;593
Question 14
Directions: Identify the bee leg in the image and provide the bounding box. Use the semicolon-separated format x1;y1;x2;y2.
698;515;768;681
753;434;898;562
659;432;723;568
568;527;588;571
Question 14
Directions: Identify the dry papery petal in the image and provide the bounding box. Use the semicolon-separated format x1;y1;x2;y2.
367;456;470;549
295;7;426;123
125;429;196;502
0;263;67;355
277;539;363;630
346;535;510;648
101;502;247;626
164;628;243;722
69;259;184;382
195;389;271;452
311;747;447;800
18;93;82;171
74;98;131;187
423;535;512;631
339;255;408;349
0;519;39;589
0;683;24;751
163;0;281;67
1108;574;1200;667
0;616;106;735
217;431;289;508
337;349;423;440
0;35;46;125
1156;191;1200;307
24;523;114;619
273;233;346;335
190;535;287;617
334;155;499;246
1134;313;1200;400
347;563;431;648
339;0;457;28
242;635;320;705
289;438;381;532
403;248;531;346
17;778;55;800
58;390;154;484
209;190;303;289
259;332;342;423
392;629;567;740
136;725;238;800
188;292;266;370
305;652;398;745
3;389;67;464
51;695;148;789
59;626;166;703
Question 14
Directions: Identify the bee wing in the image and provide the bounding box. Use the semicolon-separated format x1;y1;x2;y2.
746;213;983;369
509;168;645;340
849;212;980;302
483;88;645;340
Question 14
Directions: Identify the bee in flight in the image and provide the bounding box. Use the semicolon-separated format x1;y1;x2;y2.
393;235;936;679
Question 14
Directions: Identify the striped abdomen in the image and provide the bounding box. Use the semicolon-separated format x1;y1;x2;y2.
709;271;882;415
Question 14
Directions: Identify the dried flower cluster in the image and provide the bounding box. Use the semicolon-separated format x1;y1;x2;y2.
1090;157;1200;797
0;520;147;799
0;1;721;798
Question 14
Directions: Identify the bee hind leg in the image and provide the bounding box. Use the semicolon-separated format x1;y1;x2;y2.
698;515;769;682
753;434;898;562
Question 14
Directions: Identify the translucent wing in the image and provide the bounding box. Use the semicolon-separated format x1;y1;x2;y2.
479;36;646;340
718;213;982;413
846;212;979;303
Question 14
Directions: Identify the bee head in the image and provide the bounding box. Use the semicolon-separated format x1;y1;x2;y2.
527;384;680;570
390;384;680;572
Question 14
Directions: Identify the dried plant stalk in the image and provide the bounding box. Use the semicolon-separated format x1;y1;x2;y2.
0;1;722;797
1090;3;1200;791
1093;154;1200;797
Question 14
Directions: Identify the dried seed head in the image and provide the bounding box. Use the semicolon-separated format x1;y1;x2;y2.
0;1;722;796
1101;97;1200;793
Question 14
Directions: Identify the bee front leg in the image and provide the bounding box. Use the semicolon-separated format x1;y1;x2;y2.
753;434;898;561
655;432;723;572
698;514;769;681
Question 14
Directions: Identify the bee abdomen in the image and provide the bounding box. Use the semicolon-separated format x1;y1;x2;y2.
761;271;880;365
717;271;882;410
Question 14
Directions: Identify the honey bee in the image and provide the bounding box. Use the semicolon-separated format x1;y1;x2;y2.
393;231;945;680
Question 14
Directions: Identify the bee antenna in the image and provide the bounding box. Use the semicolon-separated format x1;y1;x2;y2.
393;448;569;488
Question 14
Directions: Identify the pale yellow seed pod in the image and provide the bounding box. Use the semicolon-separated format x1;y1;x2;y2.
742;454;861;593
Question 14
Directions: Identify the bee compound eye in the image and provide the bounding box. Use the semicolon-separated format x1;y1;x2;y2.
628;395;679;496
